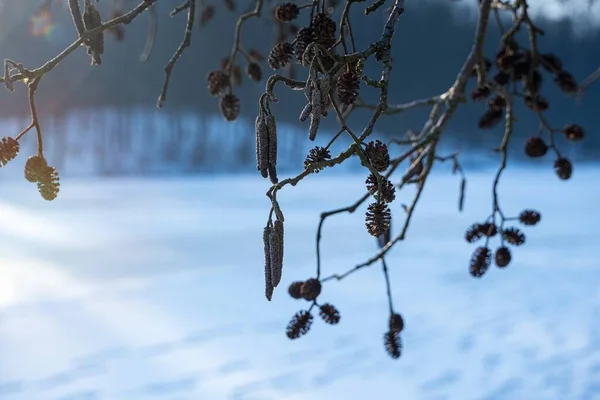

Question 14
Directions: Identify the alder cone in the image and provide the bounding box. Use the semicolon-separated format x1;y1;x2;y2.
525;137;548;158
0;137;19;167
24;155;48;182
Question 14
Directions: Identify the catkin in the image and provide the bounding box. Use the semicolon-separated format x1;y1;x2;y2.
264;226;274;301
266;114;278;184
269;219;284;288
309;81;322;141
255;113;266;172
317;74;330;117
299;103;312;122
258;113;270;179
83;0;104;65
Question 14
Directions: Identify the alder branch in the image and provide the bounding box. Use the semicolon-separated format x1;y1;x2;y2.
157;0;196;108
0;0;590;360
0;0;159;86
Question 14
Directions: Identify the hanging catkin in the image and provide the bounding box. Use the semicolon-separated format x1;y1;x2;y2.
255;111;268;177
263;225;274;301
83;0;104;65
309;80;321;141
257;112;270;179
266;114;278;184
269;219;284;287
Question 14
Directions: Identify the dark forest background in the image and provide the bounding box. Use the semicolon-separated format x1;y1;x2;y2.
0;0;597;176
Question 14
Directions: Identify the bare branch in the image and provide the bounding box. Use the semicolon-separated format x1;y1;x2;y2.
157;0;195;107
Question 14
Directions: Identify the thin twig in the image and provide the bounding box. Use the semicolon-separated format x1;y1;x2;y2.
226;0;264;91
157;0;196;108
381;258;394;314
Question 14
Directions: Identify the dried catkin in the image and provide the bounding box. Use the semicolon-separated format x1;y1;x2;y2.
317;74;331;117
309;81;322;141
83;0;104;65
263;226;273;301
254;112;268;178
299;103;312;122
258;113;270;179
266;114;278;184
269;219;284;288
254;115;262;171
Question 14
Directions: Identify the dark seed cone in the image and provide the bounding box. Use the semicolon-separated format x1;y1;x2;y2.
288;281;303;299
83;0;104;65
489;95;506;110
479;222;497;237
554;71;578;93
312;13;336;48
524;137;548;158
389;313;404;333
275;3;299;22
286;310;313;339
365;140;390;172
37;165;60;201
0;137;20;167
365;202;391;237
263;226;274;301
465;223;484;243
269;220;284;288
519;210;541;226
512;60;531;81
495;49;520;71
524;94;549;112
554;157;573;180
478;107;503;129
493;71;510;86
219;93;240;121
365;174;396;203
207;70;229;96
300;278;321;301
294;27;315;61
384;330;402;359
268;42;294;70
495;246;511;268
540;53;562;73
319;303;341;325
304;146;331;172
24;155;48;182
563;124;584;141
246;62;262;81
502;227;526;246
337;70;360;105
469;246;491;278
471;85;490;101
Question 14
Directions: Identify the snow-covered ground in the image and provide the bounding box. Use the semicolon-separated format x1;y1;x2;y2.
0;166;599;400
